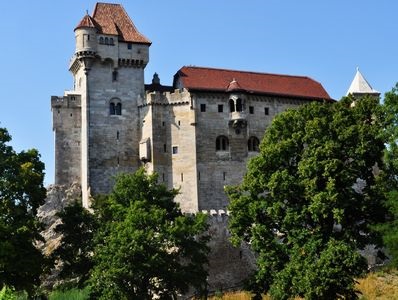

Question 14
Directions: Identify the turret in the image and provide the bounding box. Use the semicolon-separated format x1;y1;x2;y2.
346;67;380;98
74;13;98;58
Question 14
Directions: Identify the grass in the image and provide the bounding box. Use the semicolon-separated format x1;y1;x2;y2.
48;287;90;300
208;268;398;300
356;268;398;300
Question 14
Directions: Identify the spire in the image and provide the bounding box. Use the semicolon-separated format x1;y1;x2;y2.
346;68;379;97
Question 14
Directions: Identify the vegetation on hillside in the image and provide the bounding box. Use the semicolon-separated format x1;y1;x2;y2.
0;127;47;296
227;96;390;299
54;170;210;299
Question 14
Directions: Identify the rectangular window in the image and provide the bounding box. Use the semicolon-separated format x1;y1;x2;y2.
198;171;201;181
127;43;132;50
181;173;184;182
172;146;178;154
264;107;269;115
162;121;165;126
162;173;165;182
218;104;223;113
178;120;181;126
223;172;226;181
164;144;167;153
200;104;206;112
249;106;254;114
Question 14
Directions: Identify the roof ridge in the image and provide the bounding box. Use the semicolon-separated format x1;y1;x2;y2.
182;65;312;80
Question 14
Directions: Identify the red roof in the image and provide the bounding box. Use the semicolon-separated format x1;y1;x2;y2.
75;14;97;30
174;66;331;100
75;3;150;44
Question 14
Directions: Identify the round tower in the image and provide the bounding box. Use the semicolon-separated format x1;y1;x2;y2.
74;13;97;58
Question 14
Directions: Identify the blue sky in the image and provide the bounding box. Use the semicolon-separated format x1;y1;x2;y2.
0;0;396;185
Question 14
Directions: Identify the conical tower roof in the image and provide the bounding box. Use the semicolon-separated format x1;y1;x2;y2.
75;13;98;31
346;68;379;96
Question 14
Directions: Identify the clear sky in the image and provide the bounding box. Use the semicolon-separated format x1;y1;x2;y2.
0;0;396;185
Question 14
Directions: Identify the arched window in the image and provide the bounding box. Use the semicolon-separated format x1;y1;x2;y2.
109;103;116;115
99;37;104;44
236;98;243;112
109;99;122;116
115;103;122;115
216;136;229;151
248;136;260;152
229;99;235;112
110;38;114;45
105;37;109;45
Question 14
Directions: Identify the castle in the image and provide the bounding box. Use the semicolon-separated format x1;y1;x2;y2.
51;2;378;292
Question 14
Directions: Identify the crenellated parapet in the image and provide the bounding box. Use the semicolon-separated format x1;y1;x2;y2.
51;94;81;109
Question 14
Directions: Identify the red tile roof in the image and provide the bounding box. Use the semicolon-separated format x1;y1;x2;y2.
75;3;151;44
75;14;97;30
174;66;331;100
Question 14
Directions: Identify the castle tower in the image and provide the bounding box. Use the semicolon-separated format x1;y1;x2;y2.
52;3;151;207
346;67;380;98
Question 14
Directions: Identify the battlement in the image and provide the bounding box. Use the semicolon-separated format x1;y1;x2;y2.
51;94;81;109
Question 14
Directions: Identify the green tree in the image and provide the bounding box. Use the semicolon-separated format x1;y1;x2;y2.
51;201;97;288
89;169;210;299
227;97;389;299
0;128;47;295
376;84;398;267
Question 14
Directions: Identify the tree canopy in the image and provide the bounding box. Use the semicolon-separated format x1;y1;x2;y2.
227;96;389;299
55;169;210;299
0;127;47;294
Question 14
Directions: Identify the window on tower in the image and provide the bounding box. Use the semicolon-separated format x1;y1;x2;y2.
216;135;229;151
109;98;122;116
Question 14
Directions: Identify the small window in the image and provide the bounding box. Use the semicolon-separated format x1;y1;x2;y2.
163;144;167;153
200;104;206;112
248;136;260;152
264;107;269;115
216;136;229;151
172;146;178;154
223;172;226;181
112;70;118;82
87;35;90;41
116;131;120;140
110;103;115;115
127;43;132;50
115;103;122;115
181;173;184;182
99;37;104;44
229;99;235;112
249;106;254;114
162;121;165;126
162;173;165;182
105;37;109;45
178;120;181;126
218;104;223;113
236;98;243;112
110;38;114;45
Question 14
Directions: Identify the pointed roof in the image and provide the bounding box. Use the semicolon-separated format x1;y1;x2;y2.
174;66;331;101
91;3;151;44
226;78;244;92
75;13;98;31
346;68;379;96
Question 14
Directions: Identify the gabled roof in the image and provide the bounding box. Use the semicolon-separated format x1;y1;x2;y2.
174;66;331;101
75;3;151;44
346;68;379;96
